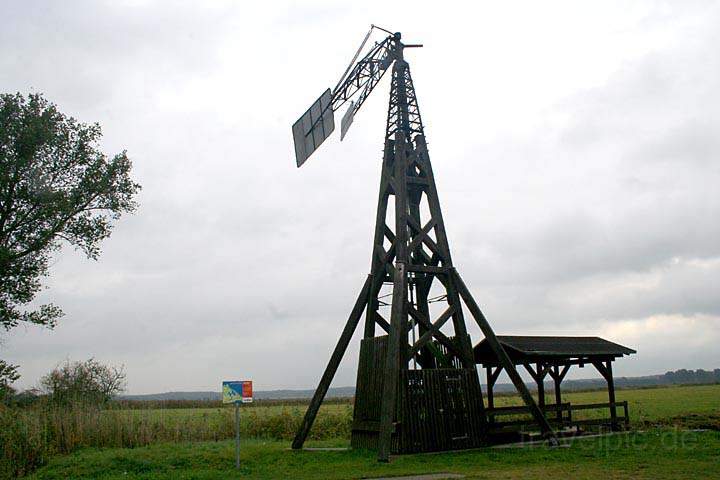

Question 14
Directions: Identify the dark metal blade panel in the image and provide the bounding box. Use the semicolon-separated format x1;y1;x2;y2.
291;118;307;167
292;88;335;167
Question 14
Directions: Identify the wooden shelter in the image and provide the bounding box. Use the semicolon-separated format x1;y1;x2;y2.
475;336;636;434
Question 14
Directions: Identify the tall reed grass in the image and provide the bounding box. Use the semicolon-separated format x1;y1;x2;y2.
0;401;352;479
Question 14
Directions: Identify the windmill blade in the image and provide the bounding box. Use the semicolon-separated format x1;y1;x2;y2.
292;88;335;167
292;32;395;166
340;101;355;141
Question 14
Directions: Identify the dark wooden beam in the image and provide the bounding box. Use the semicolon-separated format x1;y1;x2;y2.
365;139;395;339
605;361;618;431
523;362;549;408
551;365;563;421
482;356;614;369
407;215;443;260
378;124;411;462
408;218;436;253
292;275;372;449
378;262;408;461
486;365;503;417
408;305;456;358
373;311;391;334
523;363;539;381
451;268;558;444
537;362;546;408
414;135;454;267
406;264;448;274
446;269;476;368
486;367;494;410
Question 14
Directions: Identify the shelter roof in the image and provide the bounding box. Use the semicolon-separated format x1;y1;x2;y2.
473;336;636;365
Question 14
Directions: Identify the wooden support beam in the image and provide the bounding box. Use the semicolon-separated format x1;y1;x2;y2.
451;268;558;445
489;365;503;386
292;275;372;449
592;360;619;431
606;361;618;431
591;359;611;381
408;218;436;253
523;363;539;381
407;215;443;260
378;262;408;461
414;135;454;267
365;139;395;339
378;124;410;462
523;362;548;408
548;363;570;382
373;311;391;334
486;365;503;420
408;305;456;358
549;364;570;422
406;175;429;186
537;362;546;408
384;224;395;243
446;270;476;369
406;264;448;274
486;367;495;410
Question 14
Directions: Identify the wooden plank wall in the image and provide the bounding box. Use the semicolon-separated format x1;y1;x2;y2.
397;368;487;453
352;336;488;453
351;336;388;449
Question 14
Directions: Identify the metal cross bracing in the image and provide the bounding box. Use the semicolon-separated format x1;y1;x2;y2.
291;28;558;462
331;36;393;118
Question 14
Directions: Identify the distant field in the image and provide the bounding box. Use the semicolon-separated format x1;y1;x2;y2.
493;384;720;426
111;383;720;430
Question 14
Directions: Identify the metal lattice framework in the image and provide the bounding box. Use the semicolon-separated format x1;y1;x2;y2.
291;30;558;461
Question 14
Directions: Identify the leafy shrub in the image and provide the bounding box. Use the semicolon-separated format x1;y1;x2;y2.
40;358;126;405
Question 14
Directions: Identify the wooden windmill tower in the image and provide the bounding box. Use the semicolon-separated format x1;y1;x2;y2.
291;27;557;461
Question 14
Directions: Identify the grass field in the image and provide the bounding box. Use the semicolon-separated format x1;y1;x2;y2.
11;384;720;479
26;431;720;479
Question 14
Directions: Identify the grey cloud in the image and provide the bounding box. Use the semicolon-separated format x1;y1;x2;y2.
2;1;719;392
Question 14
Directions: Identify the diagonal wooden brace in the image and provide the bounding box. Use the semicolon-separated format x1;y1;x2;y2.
408;305;458;359
291;275;372;450
451;268;559;445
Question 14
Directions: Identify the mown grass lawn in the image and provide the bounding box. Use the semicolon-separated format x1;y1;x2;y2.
27;430;720;480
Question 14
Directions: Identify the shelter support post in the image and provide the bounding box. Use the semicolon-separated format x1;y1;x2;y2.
537;362;546;409
606;361;618;431
486;367;493;409
553;368;561;420
486;365;502;424
592;359;619;431
292;275;372;450
549;364;570;422
523;363;549;409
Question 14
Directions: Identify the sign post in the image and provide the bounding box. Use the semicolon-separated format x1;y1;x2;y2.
222;380;253;469
234;402;240;469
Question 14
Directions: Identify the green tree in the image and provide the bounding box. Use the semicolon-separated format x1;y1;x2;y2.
0;93;140;387
40;358;126;404
0;359;19;400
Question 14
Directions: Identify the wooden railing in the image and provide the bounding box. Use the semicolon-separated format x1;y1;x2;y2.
486;401;629;431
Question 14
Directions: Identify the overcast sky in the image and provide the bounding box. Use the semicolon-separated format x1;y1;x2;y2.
2;0;718;394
